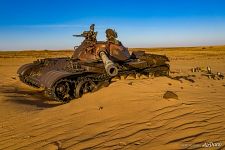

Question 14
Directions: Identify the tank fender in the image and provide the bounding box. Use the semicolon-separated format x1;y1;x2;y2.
17;63;37;76
39;70;82;88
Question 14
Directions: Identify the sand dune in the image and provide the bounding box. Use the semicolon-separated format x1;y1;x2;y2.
0;46;225;150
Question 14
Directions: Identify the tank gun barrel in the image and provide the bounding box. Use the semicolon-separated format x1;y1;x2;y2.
99;51;118;77
73;31;88;38
73;34;84;37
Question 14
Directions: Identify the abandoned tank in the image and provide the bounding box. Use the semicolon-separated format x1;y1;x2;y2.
17;24;170;103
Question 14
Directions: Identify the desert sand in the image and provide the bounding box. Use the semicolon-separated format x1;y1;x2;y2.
0;46;225;150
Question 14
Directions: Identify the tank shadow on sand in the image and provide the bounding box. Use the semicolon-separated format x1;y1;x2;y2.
0;79;113;108
0;85;62;108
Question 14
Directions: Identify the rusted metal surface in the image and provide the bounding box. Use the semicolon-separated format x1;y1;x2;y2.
17;24;170;103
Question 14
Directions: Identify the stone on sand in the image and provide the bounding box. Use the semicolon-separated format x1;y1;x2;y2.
163;91;178;100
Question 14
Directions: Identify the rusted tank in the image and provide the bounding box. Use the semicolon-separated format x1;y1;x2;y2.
17;24;170;103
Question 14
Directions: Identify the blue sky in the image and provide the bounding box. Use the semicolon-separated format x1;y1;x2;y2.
0;0;225;50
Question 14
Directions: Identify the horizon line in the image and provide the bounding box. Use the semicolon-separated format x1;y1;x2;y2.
1;44;225;52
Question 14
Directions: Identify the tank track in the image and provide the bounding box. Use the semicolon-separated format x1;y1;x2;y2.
43;64;169;103
120;65;169;77
45;73;112;103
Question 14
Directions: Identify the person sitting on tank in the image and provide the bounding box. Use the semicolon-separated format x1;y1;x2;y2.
105;28;131;61
73;24;97;44
72;24;97;58
81;24;97;52
105;29;122;45
86;24;97;42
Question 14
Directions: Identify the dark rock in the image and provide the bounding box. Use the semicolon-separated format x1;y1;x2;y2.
168;83;172;86
163;91;178;100
128;82;133;85
98;106;103;110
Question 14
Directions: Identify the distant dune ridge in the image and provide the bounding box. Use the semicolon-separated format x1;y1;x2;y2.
0;46;225;149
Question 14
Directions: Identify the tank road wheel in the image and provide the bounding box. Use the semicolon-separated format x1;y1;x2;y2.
75;79;96;98
154;65;170;77
54;80;74;103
